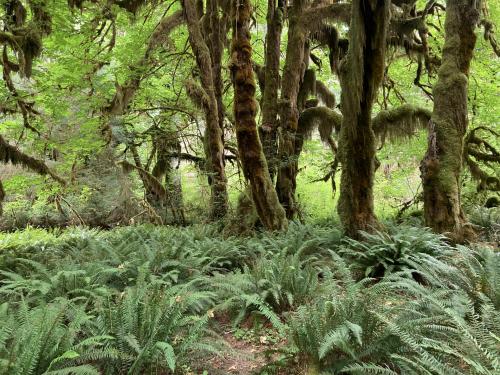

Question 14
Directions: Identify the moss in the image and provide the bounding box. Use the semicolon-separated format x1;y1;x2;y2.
0;135;66;186
315;80;336;108
0;178;5;216
229;0;287;231
420;0;480;241
336;0;390;237
183;0;229;219
372;104;431;143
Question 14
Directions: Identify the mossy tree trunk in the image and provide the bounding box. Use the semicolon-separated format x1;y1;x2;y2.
420;0;479;241
230;0;287;231
337;0;390;237
275;0;308;219
151;134;186;225
0;178;5;216
204;0;228;147
260;0;283;180
183;0;229;219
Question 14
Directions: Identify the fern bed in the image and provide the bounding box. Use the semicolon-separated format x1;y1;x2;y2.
0;223;498;375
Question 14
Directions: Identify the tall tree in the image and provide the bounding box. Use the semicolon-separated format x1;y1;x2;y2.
183;0;229;219
230;0;287;230
275;0;309;219
420;0;480;241
260;0;283;180
337;0;390;237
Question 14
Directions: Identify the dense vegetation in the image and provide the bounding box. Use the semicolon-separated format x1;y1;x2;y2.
0;0;499;373
0;223;499;374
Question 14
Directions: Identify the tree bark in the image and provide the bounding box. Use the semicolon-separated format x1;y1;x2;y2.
230;0;287;231
204;0;228;148
260;0;283;180
420;0;479;241
337;0;390;237
183;0;229;219
275;0;308;219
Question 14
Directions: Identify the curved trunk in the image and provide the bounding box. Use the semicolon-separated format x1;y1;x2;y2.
420;0;479;241
230;0;287;231
337;0;390;237
183;0;229;219
276;0;308;219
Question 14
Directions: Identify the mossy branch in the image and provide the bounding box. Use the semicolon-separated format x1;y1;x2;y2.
316;80;336;108
0;135;66;186
119;160;168;201
464;127;500;192
298;107;342;143
372;104;431;143
185;79;210;111
301;3;351;26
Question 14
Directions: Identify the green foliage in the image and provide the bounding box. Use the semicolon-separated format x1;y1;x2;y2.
339;225;452;279
288;253;500;374
0;224;499;374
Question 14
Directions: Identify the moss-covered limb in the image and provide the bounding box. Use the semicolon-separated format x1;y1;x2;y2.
480;19;500;57
1;49;41;136
0;135;66;187
0;0;50;78
301;3;351;26
297;107;342;143
276;0;308;219
315;80;336;109
183;0;228;219
297;68;316;112
420;0;480;241
260;0;283;180
372;104;431;143
119;160;167;201
230;0;287;231
464;127;500;192
337;0;390;237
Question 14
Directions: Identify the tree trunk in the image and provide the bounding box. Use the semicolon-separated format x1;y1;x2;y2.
151;135;186;225
337;0;390;237
0;178;5;216
420;0;479;241
260;0;283;180
183;0;229;219
230;0;287;231
276;0;308;219
204;0;227;149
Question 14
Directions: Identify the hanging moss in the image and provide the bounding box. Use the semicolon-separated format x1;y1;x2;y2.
464;127;500;192
0;135;66;185
372;104;431;143
298;107;342;143
297;68;316;110
19;27;43;78
315;80;336;108
29;0;52;35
